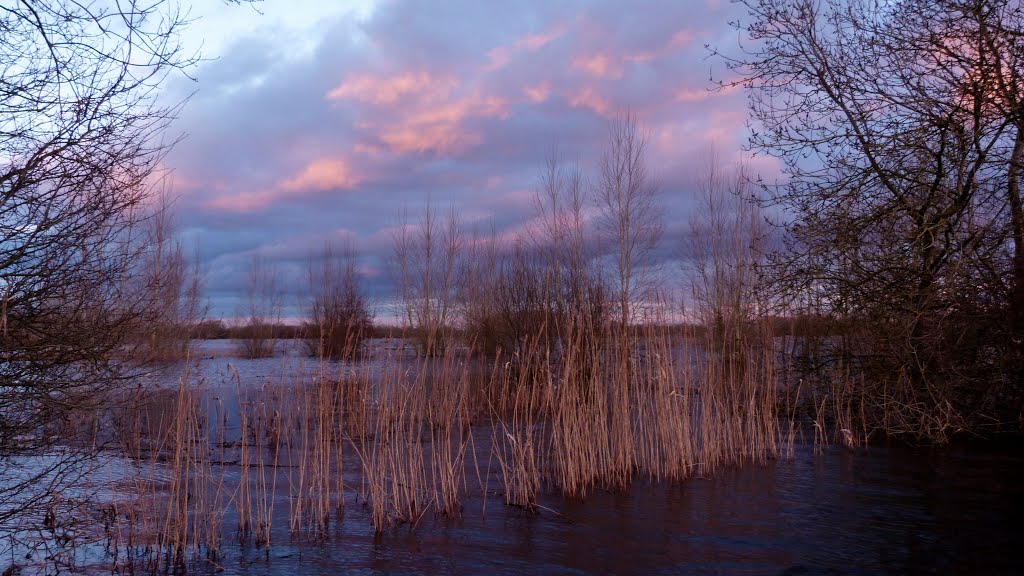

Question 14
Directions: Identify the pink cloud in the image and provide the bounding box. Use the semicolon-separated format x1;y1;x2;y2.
161;167;204;192
484;25;565;72
200;157;360;213
485;46;513;71
624;51;658;64
376;96;507;154
368;93;509;155
413;96;506;125
675;88;713;103
668;29;696;49
625;29;699;63
524;83;551;103
572;53;622;79
353;142;385;157
649;109;749;163
327;72;455;104
204;189;279;212
568;87;614;117
656;125;677;151
280;158;359;192
570;22;699;71
379;123;483;155
330;66;510;156
517;28;562;50
698;111;749;149
496;188;535;210
161;165;236;196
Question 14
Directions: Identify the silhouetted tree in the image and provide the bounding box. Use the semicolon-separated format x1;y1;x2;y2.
687;148;766;346
393;203;463;356
237;254;283;358
306;240;373;359
0;0;253;534
719;0;1024;438
530;148;609;357
595;113;662;345
134;187;206;362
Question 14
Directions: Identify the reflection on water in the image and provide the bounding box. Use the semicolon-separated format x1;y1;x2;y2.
226;441;1024;573
193;440;1024;575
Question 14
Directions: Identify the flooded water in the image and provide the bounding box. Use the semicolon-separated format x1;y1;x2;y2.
8;340;1022;575
185;440;1020;576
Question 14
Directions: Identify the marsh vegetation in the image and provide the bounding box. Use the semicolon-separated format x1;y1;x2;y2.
5;0;1024;573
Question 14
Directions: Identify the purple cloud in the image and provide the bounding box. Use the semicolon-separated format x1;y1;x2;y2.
164;0;772;319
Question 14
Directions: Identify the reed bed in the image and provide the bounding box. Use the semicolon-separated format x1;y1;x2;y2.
92;319;794;572
97;368;230;574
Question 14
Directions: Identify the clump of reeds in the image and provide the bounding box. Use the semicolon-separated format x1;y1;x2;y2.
490;346;544;509
357;347;429;531
233;365;280;547
424;347;473;517
101;365;230;573
158;373;228;566
102;287;793;555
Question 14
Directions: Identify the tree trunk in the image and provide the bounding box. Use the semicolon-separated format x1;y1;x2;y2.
1007;126;1024;377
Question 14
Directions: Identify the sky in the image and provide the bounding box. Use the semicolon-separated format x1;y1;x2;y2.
161;0;773;320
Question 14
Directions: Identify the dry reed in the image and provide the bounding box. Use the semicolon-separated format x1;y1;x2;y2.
100;302;794;560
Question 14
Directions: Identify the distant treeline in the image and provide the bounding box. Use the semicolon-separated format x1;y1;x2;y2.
190;314;835;343
191;321;406;341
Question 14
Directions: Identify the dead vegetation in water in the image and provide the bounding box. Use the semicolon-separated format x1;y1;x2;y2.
85;308;790;574
58;139;801;571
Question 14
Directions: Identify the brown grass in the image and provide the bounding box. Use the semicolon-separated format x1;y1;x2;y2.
97;306;792;569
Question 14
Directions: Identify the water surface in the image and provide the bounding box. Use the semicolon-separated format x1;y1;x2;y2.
66;341;1024;574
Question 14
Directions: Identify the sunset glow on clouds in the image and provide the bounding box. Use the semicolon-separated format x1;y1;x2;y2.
327;72;456;105
573;54;624;79
281;158;361;193
165;0;768;316
485;26;564;71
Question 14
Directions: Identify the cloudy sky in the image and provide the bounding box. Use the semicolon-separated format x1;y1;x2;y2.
162;0;772;319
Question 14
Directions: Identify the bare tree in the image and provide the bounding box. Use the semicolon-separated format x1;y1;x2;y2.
530;148;608;354
306;239;373;359
459;221;504;355
719;0;1024;438
392;202;464;356
237;254;283;359
688;149;766;344
493;242;550;356
595;113;663;341
134;187;206;362
0;0;253;538
2;0;189;447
